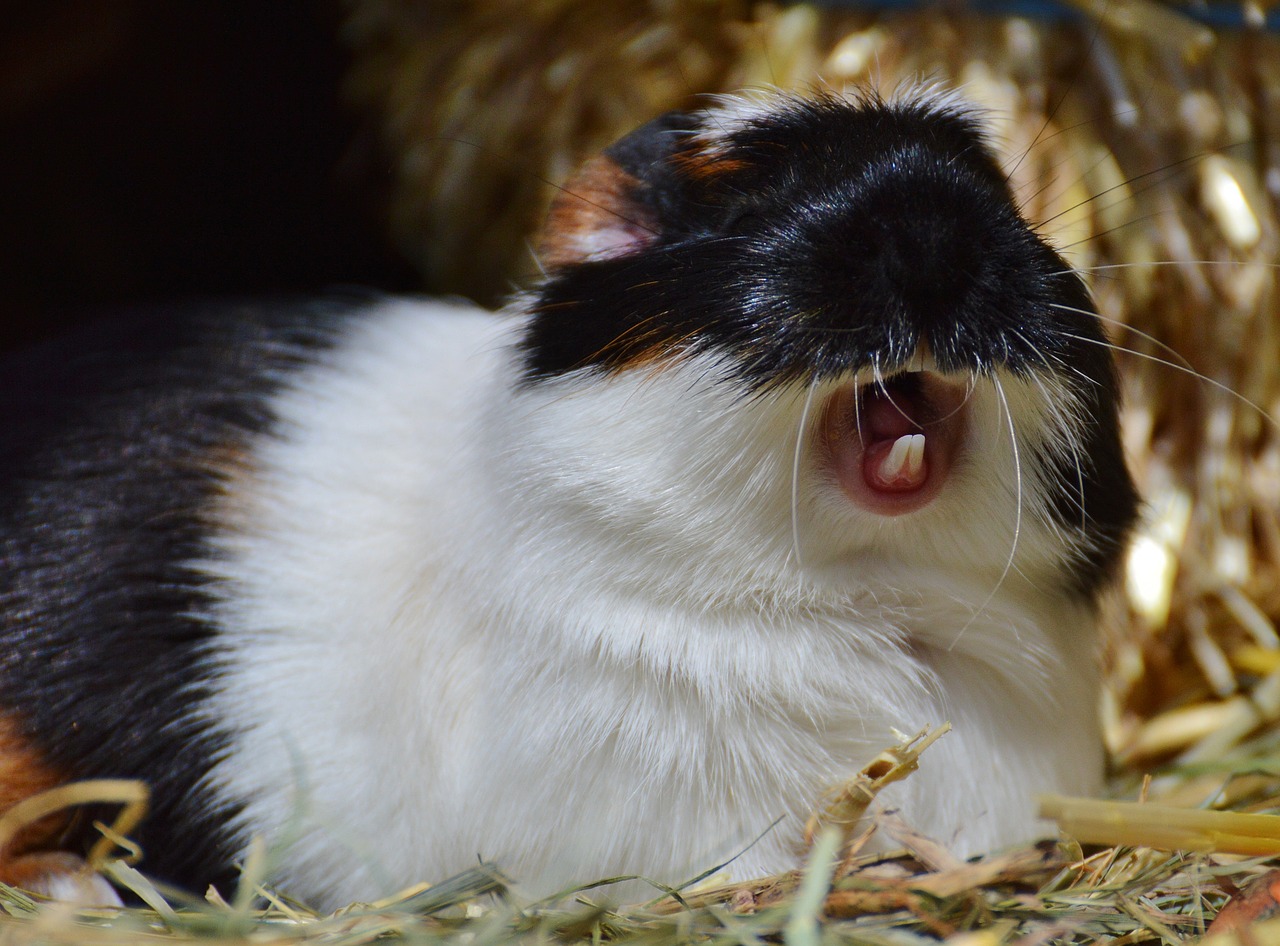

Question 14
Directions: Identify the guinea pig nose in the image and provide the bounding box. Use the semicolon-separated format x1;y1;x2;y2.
874;211;985;312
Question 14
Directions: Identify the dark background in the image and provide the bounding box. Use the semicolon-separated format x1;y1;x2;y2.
0;0;419;353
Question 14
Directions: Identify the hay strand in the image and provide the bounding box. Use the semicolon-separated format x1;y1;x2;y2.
0;780;149;869
1041;795;1280;855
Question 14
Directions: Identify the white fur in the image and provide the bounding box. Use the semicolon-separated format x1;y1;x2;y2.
695;83;987;155
203;294;1105;907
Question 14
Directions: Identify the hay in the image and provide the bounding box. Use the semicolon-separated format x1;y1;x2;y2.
1041;795;1280;855
0;780;150;875
1;733;1279;942
4;755;1280;944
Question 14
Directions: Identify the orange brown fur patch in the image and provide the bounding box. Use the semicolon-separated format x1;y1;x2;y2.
601;324;705;378
673;148;748;181
0;714;74;888
199;438;269;535
2;851;101;901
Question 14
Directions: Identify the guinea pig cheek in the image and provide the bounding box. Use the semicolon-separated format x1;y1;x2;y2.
820;375;969;516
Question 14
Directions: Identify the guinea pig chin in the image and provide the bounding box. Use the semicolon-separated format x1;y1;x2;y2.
820;371;969;515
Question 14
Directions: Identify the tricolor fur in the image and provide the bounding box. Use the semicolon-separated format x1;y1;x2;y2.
0;90;1137;906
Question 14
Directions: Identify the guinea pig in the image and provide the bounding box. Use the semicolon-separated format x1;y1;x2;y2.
0;88;1138;907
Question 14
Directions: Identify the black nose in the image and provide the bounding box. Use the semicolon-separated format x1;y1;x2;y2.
858;201;988;322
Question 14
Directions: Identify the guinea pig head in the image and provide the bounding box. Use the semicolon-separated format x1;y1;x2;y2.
517;91;1138;612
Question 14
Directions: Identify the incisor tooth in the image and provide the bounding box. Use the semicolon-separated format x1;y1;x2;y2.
904;433;924;477
880;433;926;484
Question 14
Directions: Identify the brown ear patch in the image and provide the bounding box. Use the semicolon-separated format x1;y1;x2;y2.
537;154;659;271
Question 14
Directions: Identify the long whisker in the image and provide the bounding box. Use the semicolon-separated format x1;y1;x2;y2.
1072;260;1280;274
853;372;865;446
1010;328;1061;374
930;375;979;426
950;375;1023;652
1027;370;1089;530
1015;121;1128;218
1051;318;1280;434
1076;459;1088;534
791;380;819;571
1049;208;1172;255
1019;322;1101;393
1072;305;1202;377
1036;150;1208;231
1003;7;1109;183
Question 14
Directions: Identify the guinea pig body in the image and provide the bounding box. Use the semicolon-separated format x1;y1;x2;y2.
0;90;1138;906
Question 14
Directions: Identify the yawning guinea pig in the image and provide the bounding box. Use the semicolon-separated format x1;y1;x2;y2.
0;89;1138;906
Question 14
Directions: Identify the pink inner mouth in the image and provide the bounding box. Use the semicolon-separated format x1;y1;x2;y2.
822;373;969;515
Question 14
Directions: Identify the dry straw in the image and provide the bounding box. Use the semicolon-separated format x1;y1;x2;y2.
5;739;1280;944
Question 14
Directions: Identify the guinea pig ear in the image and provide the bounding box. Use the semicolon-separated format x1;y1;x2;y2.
537;112;692;271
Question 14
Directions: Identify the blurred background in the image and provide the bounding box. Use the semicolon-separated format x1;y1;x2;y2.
0;0;418;352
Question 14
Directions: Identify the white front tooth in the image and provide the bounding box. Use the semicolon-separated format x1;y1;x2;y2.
882;435;913;480
905;434;925;476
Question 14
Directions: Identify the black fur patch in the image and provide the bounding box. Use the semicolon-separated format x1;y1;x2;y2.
1038;369;1140;599
523;94;1104;385
0;297;356;891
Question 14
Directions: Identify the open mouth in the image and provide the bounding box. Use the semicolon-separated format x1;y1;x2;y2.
821;371;970;515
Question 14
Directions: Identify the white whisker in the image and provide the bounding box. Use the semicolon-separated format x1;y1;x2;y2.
1073;443;1087;533
1074;260;1280;274
950;375;1023;651
790;380;818;571
1028;371;1089;531
1066;304;1210;378
853;374;865;446
1053;320;1280;434
1010;328;1061;374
